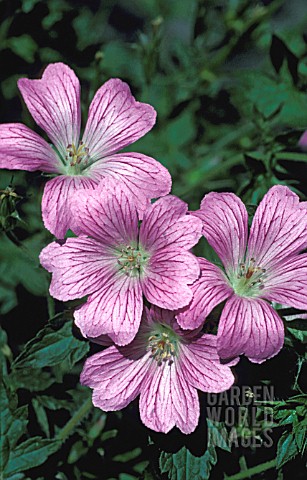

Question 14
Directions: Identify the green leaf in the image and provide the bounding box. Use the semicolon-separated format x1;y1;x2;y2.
55;473;69;480
236;72;307;127
6;406;28;450
1;75;19;100
0;326;11;374
274;409;296;426
113;448;142;463
287;320;307;343
133;460;149;474
101;41;143;82
294;424;306;453
207;419;231;452
5;474;25;480
41;0;71;29
119;474;138;480
1;435;10;474
12;320;89;371
276;431;298;468
0;381;28;460
142;469;156;480
67;440;88;464
160;446;217;480
73;7;108;50
4;437;61;475
100;429;118;442
6;35;37;63
21;0;41;13
0;283;17;315
35;395;73;412
39;47;62;63
9;368;54;392
87;414;107;442
166;111;195;148
32;399;50;438
293;409;307;453
159;419;232;479
0;234;48;314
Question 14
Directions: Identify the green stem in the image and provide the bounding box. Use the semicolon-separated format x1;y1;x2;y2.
225;459;276;480
5;230;38;264
176;154;243;197
275;152;307;162
238;456;249;475
196;123;254;157
57;397;92;442
46;290;55;319
293;357;304;392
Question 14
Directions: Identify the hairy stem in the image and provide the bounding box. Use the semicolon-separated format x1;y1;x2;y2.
57;397;92;442
46;290;55;319
293;357;304;392
225;459;276;480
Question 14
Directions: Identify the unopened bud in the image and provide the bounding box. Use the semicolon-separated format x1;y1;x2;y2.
0;186;22;231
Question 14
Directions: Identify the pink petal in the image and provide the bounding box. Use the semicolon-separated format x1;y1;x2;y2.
18;63;81;154
247;186;307;269
82;78;156;159
39;237;117;300
177;258;232;329
180;334;235;392
264;253;307;310
217;295;284;363
147;305;180;330
87;152;172;215
140;195;202;252
193;192;248;274
71;181;139;245
142;250;200;310
80;346;150;410
139;360;200;434
87;334;114;347
298;131;307;149
42;175;97;238
0;123;61;173
74;274;143;346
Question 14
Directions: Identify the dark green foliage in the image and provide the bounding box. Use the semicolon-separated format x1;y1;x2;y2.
160;420;231;480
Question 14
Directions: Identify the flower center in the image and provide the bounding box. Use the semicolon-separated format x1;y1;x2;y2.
65;142;90;173
147;325;179;365
116;244;149;278
229;257;266;297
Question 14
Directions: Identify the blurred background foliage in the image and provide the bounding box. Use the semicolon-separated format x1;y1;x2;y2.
0;0;307;479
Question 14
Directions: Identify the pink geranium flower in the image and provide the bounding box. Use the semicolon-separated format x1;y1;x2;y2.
40;181;202;345
299;131;307;149
81;306;235;434
177;186;307;363
0;63;171;238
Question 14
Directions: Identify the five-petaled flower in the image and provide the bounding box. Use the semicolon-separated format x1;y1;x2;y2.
177;186;307;363
0;63;171;238
80;306;235;434
40;180;202;346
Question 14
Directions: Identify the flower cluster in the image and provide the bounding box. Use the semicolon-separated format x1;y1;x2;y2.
40;180;203;346
1;63;307;434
